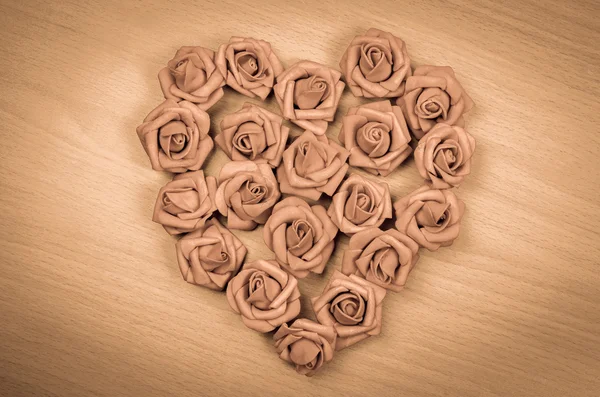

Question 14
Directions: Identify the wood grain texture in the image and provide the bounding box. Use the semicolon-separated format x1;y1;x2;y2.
1;0;599;396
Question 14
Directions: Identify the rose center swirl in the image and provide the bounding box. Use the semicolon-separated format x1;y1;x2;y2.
330;291;365;325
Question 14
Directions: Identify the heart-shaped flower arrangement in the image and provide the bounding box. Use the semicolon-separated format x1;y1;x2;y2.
137;28;476;377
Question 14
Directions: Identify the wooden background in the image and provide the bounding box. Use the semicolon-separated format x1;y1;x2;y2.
1;0;599;396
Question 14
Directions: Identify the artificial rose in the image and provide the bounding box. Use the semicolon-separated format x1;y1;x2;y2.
327;173;392;236
263;197;338;279
338;100;412;176
215;161;281;231
414;123;475;189
342;228;419;292
397;65;474;139
312;270;386;350
215;103;289;167
273;319;336;377
175;218;247;290
339;28;412;98
226;260;301;333
273;60;345;135
152;170;217;235
215;36;284;100
136;99;213;173
277;130;349;201
158;46;225;110
394;185;465;251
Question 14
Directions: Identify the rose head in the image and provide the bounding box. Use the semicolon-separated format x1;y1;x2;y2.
394;185;465;251
397;65;474;139
175;218;247;290
342;228;419;292
328;173;392;236
277;130;349;201
152;170;217;235
215;103;290;167
312;271;386;350
158;46;225;110
263;197;338;279
215;161;281;231
339;100;412;176
226;260;301;333
414;123;475;189
273;318;336;377
136;100;213;173
215;36;284;100
274;61;345;135
340;28;412;99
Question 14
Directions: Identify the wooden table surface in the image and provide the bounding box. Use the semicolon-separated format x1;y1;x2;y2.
1;0;599;396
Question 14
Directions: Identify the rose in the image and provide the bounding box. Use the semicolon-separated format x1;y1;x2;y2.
226;260;301;333
215;37;284;100
414;123;476;189
136;99;213;173
273;319;336;377
263;197;338;278
158;46;225;110
277;130;349;201
152;170;217;235
175;218;247;290
339;28;412;99
327;173;392;236
342;228;419;292
215;103;290;167
311;270;386;350
214;161;280;231
397;65;474;139
338;100;412;176
394;185;465;251
273;61;345;135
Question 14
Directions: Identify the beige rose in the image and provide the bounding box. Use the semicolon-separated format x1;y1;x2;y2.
312;270;386;350
215;103;289;167
215;37;284;100
215;161;280;231
342;228;419;292
158;46;225;110
414;123;476;189
226;260;301;333
339;28;412;98
273;61;345;135
394;185;465;251
397;65;474;139
327;173;392;236
152;170;217;235
338;100;412;176
273;319;336;377
175;218;247;290
136;100;213;173
277;130;349;201
263;197;338;279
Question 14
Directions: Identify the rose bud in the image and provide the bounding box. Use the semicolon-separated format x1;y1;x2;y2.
273;61;345;135
215;103;289;167
136;100;213;173
273;318;336;377
263;197;338;279
397;65;474;139
215;161;281;231
175;218;247;290
152;170;217;235
158;46;225;110
215;37;284;100
226;260;301;333
414;123;475;189
342;228;419;292
394;185;465;251
339;28;412;99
